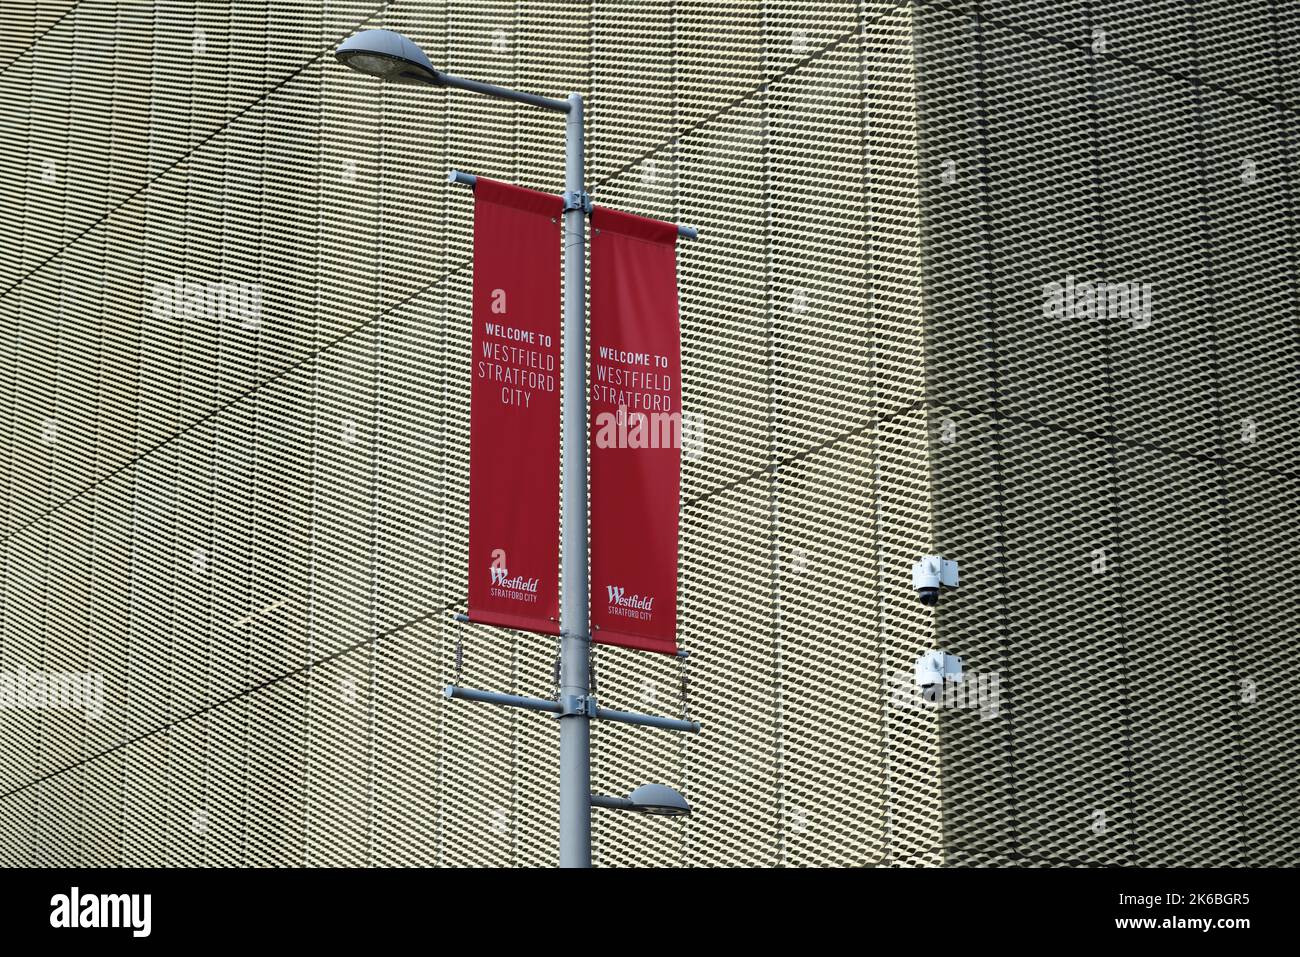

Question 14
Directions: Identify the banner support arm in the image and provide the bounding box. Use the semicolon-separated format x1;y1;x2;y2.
453;613;692;659
444;685;701;733
448;169;698;239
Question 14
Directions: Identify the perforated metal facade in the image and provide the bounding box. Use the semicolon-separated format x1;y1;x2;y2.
2;1;1290;870
0;0;944;868
916;1;1300;866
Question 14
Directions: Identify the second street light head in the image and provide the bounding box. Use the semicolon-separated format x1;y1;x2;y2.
627;784;691;817
335;29;443;85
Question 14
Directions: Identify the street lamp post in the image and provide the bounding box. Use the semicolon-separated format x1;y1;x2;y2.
338;27;590;866
557;89;592;870
335;29;697;869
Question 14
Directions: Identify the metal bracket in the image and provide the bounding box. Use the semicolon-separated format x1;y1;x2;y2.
562;189;592;214
559;692;596;716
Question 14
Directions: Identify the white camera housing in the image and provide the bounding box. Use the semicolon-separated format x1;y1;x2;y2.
912;555;959;606
915;650;963;688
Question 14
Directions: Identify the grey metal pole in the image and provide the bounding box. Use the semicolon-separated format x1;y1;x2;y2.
437;71;570;113
592;705;701;733
558;91;591;869
590;794;635;811
442;685;562;714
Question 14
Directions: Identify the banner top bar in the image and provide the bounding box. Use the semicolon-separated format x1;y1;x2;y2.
448;169;699;240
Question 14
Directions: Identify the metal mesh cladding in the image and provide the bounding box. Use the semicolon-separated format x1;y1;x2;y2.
915;0;1300;866
25;0;1289;869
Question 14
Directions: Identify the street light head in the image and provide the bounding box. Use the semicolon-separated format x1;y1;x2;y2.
335;30;443;86
627;783;691;817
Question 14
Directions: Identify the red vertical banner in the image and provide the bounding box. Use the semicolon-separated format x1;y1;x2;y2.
589;206;682;655
467;179;562;635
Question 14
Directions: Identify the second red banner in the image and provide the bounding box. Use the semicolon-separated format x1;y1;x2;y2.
588;206;682;656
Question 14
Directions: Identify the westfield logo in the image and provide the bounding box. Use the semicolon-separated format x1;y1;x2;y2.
606;585;654;610
490;567;538;592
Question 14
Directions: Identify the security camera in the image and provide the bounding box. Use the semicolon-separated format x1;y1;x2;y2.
912;555;958;605
915;649;963;703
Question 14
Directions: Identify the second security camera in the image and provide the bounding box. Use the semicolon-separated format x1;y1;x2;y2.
912;555;959;605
